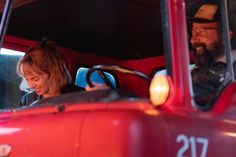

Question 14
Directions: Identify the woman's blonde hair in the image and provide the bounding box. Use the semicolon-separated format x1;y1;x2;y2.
17;38;71;92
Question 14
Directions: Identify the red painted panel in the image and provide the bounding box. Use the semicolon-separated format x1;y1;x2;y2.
78;102;170;157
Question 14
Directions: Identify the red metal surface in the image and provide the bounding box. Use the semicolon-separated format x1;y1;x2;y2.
163;0;193;111
0;102;171;157
1;97;236;157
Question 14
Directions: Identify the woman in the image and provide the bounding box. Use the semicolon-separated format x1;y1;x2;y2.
17;38;84;106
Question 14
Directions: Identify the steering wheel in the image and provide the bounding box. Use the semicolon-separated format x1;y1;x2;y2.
86;65;151;88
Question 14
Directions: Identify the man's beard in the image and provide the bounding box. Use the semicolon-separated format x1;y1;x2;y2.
193;43;223;68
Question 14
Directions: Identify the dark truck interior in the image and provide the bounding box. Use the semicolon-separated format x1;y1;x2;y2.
7;0;163;59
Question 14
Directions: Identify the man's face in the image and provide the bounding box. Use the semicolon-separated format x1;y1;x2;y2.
190;22;223;67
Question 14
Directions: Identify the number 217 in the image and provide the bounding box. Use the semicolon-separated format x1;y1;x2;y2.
176;134;208;157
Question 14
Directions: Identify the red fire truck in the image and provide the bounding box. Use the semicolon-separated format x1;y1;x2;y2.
0;0;235;156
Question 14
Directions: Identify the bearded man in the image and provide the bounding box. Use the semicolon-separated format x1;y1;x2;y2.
188;1;233;108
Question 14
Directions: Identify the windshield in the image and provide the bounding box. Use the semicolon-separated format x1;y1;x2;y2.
0;0;166;109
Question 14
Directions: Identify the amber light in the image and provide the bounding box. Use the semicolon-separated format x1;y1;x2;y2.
149;75;170;106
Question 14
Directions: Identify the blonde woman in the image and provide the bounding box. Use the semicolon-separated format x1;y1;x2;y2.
17;38;84;106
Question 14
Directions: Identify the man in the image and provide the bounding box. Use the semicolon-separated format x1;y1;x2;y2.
188;0;233;109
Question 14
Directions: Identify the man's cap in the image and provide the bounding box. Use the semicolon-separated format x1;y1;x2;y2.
187;0;221;23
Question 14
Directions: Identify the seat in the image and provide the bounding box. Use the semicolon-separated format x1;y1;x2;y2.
75;67;117;88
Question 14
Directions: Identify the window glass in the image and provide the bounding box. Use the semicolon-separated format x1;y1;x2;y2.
0;0;166;109
228;0;236;78
186;0;230;110
0;54;24;109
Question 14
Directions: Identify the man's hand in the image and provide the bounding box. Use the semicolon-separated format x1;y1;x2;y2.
85;82;110;91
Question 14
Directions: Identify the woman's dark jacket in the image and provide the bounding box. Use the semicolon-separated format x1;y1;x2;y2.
19;84;84;106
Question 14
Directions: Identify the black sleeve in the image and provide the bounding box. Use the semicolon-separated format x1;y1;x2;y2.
19;91;41;106
192;62;226;107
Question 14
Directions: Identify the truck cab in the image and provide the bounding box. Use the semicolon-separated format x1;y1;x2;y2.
0;0;235;156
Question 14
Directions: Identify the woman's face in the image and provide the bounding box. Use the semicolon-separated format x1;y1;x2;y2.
24;71;51;97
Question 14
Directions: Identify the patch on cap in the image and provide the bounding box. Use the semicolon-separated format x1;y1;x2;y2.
194;4;218;21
